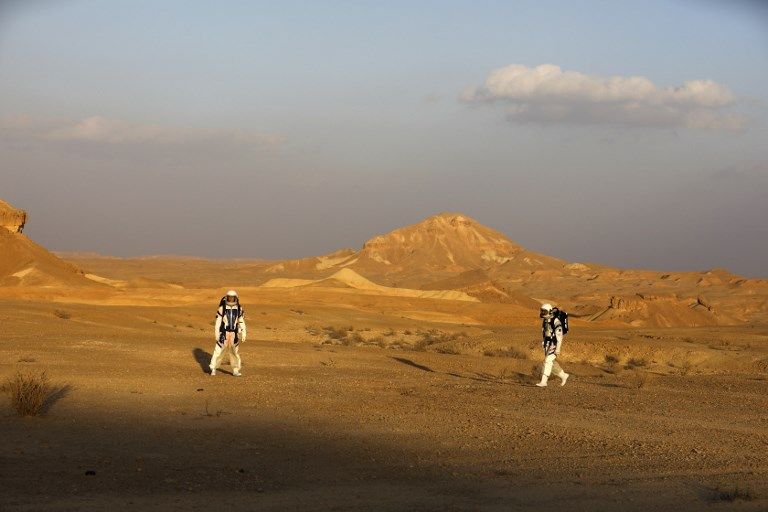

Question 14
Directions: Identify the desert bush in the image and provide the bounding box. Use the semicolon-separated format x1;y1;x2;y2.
368;336;387;348
2;371;52;416
712;485;754;502
383;328;396;337
322;326;352;340
403;329;412;335
483;347;528;359
625;357;648;369
410;329;469;352
677;360;694;376
604;354;620;365
54;309;71;320
341;331;364;346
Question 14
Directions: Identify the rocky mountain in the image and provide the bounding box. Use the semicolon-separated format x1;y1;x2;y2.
261;212;768;326
266;213;564;287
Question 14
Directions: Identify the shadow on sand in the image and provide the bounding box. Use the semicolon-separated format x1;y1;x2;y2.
193;348;212;374
391;357;434;373
40;384;72;415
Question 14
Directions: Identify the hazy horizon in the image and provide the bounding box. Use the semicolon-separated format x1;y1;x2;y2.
2;1;767;277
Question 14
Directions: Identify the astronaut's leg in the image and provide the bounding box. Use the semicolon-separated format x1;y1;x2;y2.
536;353;556;387
209;339;225;375
230;343;242;376
552;359;569;386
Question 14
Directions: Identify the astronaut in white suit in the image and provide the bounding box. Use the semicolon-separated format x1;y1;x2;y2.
537;303;569;387
210;290;247;377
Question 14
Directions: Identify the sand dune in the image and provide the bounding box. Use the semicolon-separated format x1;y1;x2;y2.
262;268;479;302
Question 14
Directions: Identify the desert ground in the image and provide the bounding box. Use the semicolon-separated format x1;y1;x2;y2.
1;202;767;510
1;291;767;511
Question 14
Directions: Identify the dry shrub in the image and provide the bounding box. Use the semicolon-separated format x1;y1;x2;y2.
418;329;467;344
54;309;71;320
604;354;620;365
712;485;754;502
383;328;396;337
322;326;352;340
409;329;469;352
625;357;648;369
341;331;364;346
677;360;694;376
669;359;695;376
484;347;527;359
2;371;52;416
372;336;388;348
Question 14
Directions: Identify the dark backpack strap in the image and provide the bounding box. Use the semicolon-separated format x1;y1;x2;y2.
549;309;563;333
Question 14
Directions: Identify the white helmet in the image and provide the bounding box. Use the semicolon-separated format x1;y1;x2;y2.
539;303;553;318
225;290;239;304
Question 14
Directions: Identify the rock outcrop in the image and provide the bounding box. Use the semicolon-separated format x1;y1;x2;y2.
0;199;26;233
0;198;98;287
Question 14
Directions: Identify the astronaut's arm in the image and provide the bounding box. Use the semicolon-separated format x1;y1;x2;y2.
214;307;223;341
238;312;246;342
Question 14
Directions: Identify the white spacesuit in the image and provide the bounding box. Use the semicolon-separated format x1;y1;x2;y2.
209;290;247;377
537;303;569;387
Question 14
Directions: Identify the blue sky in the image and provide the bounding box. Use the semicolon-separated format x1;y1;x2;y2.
1;0;767;275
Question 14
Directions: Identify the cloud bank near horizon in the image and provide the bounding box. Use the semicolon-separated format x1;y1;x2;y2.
1;115;283;149
462;64;747;131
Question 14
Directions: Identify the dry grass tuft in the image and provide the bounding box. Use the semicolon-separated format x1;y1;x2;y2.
712;485;754;502
369;336;387;348
54;309;71;320
411;329;468;352
624;357;648;369
483;347;528;359
671;359;695;376
341;331;364;346
2;371;52;416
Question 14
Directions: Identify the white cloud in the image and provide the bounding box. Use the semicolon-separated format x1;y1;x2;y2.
1;115;283;148
462;64;747;131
